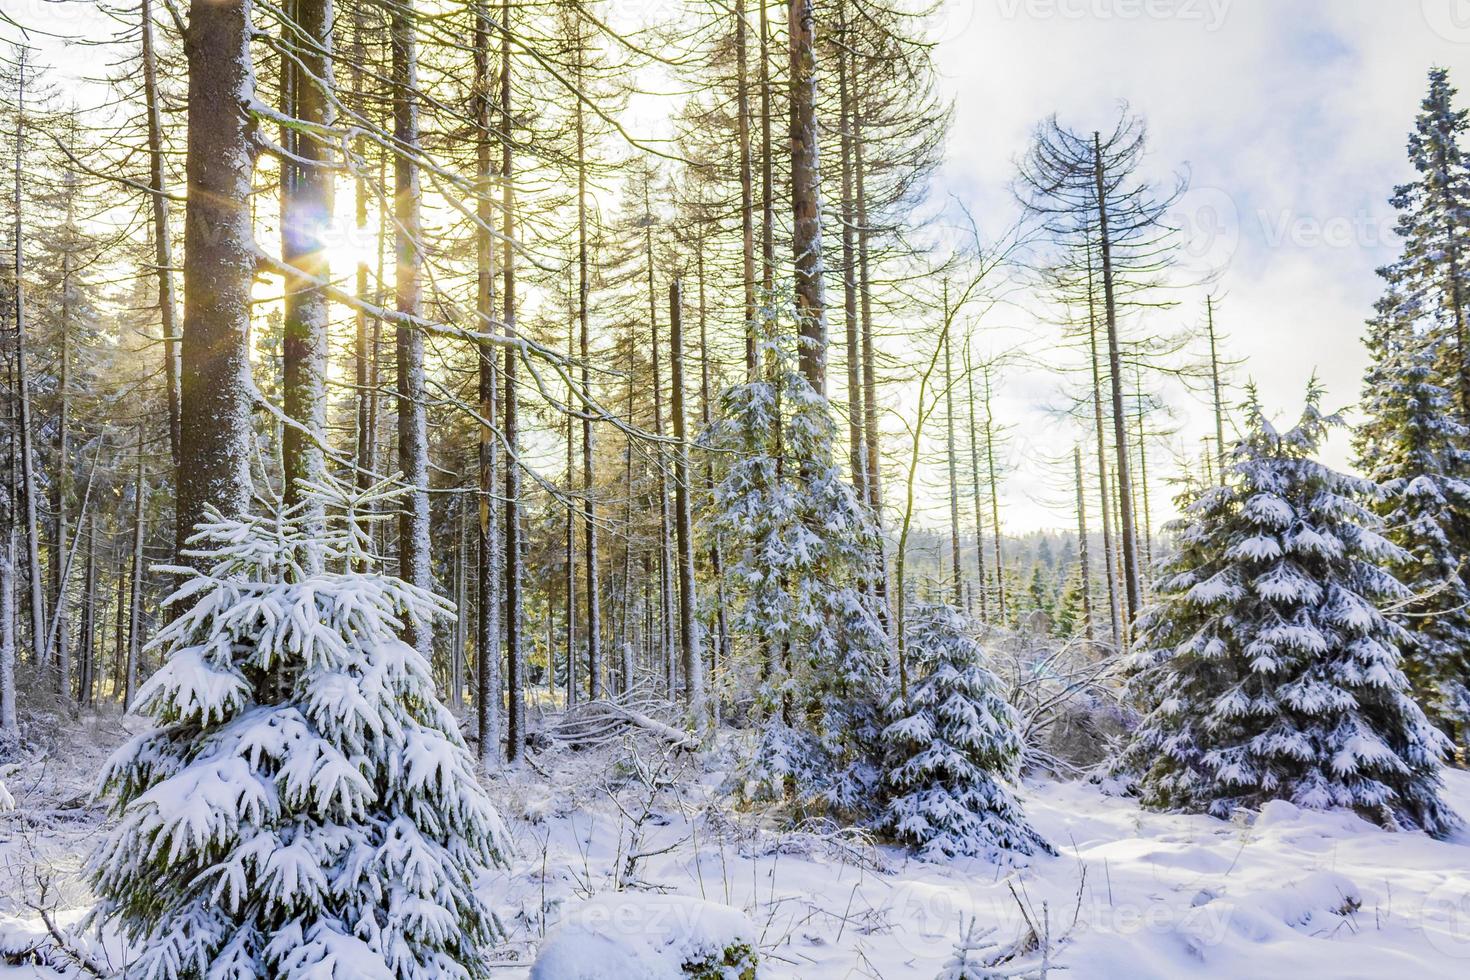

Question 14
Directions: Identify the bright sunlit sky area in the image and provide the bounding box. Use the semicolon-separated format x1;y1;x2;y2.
9;0;1470;534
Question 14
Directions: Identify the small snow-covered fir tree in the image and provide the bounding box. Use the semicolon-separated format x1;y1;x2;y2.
882;603;1050;860
1120;386;1460;837
90;475;511;979
705;298;890;816
1355;338;1470;751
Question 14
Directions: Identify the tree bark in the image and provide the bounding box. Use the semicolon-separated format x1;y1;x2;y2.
1093;132;1141;628
836;1;865;499
473;0;502;765
963;344;988;623
126;430;146;709
280;0;333;537
669;280;706;726
1073;445;1094;643
1206;295;1226;474
142;0;182;472
573;39;602;701
735;0;757;379
10;51;46;661
1086;243;1122;653
787;0;825;394
501;0;525;761
943;327;962;608
391;0;433;655
178;0;256;557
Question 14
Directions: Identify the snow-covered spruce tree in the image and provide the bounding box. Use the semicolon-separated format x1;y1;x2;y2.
1355;337;1470;751
90;475;511;979
1119;386;1460;837
1374;67;1470;416
881;603;1050;861
704;300;890;817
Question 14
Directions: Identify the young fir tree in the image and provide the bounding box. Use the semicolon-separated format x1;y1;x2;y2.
1120;387;1460;837
881;603;1051;861
1374;67;1470;416
90;476;511;979
706;301;890;817
1355;337;1470;751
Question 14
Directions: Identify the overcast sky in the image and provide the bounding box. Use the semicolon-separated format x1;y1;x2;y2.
927;0;1470;530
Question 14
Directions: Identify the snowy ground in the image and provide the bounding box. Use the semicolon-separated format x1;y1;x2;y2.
3;717;1470;978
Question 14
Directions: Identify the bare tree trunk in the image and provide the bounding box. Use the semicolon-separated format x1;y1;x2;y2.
126;430;146;709
963;342;988;623
1073;445;1094;643
735;0;757;379
695;234;727;725
619;373;635;696
142;0;181;470
669;280;706;726
391;0;433;655
981;365;1005;624
837;1;864;494
1133;363;1154;576
643;185;675;697
943;327;962;608
10;53;45;661
788;0;825;394
79;514;96;705
502;0;525;761
852;66;887;618
177;0;256;559
564;310;577;708
573;46;602;701
52;235;71;691
758;0;775;297
0;527;14;736
1093;132;1140;628
280;0;333;538
472;0;502;766
1206;295;1226;474
352;4;376;491
1086;247;1122;653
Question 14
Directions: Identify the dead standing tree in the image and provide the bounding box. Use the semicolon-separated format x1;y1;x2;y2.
1017;109;1183;635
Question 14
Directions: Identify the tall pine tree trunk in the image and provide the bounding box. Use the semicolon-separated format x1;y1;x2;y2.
1074;446;1094;643
10;54;45;661
735;0;757;379
502;0;525;761
473;0;502;765
964;344;988;623
352;4;377;491
280;0;333;538
1087;245;1122;653
126;430;146;708
943;328;962;607
837;1;865;495
1206;296;1227;473
788;0;825;394
669;280;705;726
574;45;602;700
696;239;727;723
178;0;256;561
392;0;433;655
141;0;181;471
1093;132;1141;628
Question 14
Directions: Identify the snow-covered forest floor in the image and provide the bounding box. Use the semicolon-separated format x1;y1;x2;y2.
2;712;1469;979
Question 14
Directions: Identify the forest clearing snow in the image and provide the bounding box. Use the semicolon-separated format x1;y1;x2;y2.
2;727;1468;979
